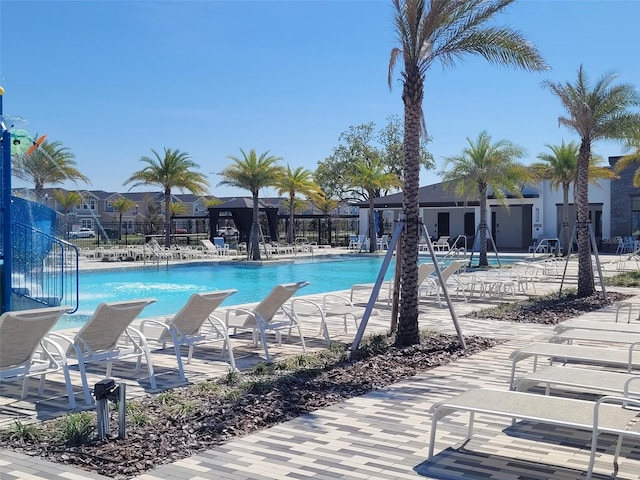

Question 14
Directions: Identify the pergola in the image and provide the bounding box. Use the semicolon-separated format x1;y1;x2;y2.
207;198;279;243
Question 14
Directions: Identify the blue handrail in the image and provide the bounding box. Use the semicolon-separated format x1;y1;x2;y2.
11;222;79;313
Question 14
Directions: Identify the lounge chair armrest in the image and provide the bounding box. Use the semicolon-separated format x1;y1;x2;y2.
628;342;640;372
623;376;640;397
290;298;324;320
323;293;355;308
46;331;74;351
225;308;256;328
138;317;172;341
40;335;70;365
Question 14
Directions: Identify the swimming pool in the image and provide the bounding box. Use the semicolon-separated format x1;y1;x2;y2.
56;254;527;330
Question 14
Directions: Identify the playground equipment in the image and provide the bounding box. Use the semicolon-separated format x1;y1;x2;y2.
0;87;79;313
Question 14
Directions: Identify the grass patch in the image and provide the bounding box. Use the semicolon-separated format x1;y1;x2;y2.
605;270;640;287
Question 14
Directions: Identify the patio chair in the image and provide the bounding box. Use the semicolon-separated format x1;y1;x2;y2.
291;293;377;344
508;342;640;390
433;236;450;251
201;239;222;256
427;260;469;306
213;237;238;256
225;281;310;361
48;298;157;405
513;365;640;397
428;388;640;480
140;290;238;381
0;306;75;408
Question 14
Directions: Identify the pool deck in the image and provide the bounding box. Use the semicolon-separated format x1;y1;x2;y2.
1;251;640;479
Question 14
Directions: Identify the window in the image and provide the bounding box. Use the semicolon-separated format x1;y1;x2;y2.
81;220;93;229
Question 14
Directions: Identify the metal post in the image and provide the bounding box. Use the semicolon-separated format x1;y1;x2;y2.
96;398;109;440
0;87;13;312
118;383;126;439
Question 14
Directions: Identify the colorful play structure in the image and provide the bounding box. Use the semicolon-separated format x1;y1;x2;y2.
0;87;79;314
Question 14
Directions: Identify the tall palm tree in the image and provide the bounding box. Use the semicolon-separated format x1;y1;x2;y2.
275;165;318;243
124;148;209;247
614;128;640;186
52;189;82;237
531;142;617;256
12;137;91;202
218;149;284;260
111;197;136;240
348;159;401;253
387;0;547;347
543;66;640;297
441;131;530;266
309;189;340;245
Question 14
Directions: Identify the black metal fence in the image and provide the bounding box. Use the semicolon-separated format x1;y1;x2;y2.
56;218;362;249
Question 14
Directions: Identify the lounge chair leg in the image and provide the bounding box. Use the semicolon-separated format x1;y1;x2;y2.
612;434;623;478
173;344;187;382
145;358;157;391
225;337;237;370
78;362;93;405
21;377;30;399
62;365;76;409
258;329;271;362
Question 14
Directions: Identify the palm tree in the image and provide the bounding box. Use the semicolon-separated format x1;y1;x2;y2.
543;66;640;297
614;128;640;186
348;159;401;253
12;137;91;202
387;0;547;347
275;165;318;243
441;131;530;266
218;149;284;260
124;148;209;247
531;142;617;256
52;189;82;237
111;197;136;240
309;189;340;245
169;201;188;234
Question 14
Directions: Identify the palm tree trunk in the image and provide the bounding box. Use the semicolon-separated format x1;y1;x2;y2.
562;183;571;256
251;192;261;261
576;140;594;296
288;194;295;244
368;197;376;253
396;68;421;347
164;191;171;247
479;183;489;267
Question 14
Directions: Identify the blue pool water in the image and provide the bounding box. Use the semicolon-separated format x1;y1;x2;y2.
56;254;525;330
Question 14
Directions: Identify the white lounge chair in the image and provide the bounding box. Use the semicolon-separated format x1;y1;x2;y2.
225;281;309;361
49;298;157;404
428;388;640;480
552;329;640;347
0;306;75;408
508;342;640;389
201;239;222;256
351;262;437;306
514;365;640;397
433;236;450;251
140;290;238;382
428;260;469;306
291;293;377;344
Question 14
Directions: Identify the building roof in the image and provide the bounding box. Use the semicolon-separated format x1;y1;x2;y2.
358;180;539;208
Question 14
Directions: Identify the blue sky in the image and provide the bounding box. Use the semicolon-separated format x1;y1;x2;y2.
1;0;639;198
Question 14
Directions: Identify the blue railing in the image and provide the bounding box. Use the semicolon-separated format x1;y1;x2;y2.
11;222;79;312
